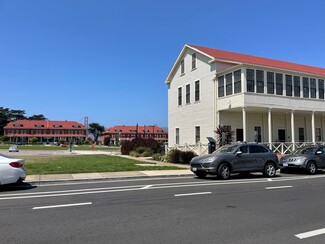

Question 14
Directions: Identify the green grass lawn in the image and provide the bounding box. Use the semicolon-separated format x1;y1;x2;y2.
0;144;120;151
23;155;181;175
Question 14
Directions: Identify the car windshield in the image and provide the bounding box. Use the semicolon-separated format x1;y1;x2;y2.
293;147;316;155
213;145;238;154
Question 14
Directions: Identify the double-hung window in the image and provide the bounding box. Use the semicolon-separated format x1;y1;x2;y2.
186;84;190;104
285;75;292;96
195;80;200;101
178;87;182;106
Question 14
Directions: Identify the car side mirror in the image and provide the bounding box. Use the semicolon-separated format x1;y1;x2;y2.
236;151;243;156
316;151;323;155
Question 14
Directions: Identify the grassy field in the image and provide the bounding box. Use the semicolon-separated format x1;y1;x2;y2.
23;155;181;175
0;144;120;151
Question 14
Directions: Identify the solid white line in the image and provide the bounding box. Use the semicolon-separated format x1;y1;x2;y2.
295;228;325;239
265;186;293;190
33;202;92;210
175;192;211;197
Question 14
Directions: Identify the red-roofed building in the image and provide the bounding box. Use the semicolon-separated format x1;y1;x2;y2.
101;125;168;145
4;120;87;144
165;44;325;153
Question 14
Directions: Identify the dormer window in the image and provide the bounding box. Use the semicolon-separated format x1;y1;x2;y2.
13;124;23;127
35;124;44;128
53;125;62;128
72;125;81;128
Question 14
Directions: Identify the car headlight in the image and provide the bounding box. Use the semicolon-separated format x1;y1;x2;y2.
200;157;216;163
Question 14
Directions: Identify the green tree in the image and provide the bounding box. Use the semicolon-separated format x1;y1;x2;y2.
88;123;105;144
28;114;47;120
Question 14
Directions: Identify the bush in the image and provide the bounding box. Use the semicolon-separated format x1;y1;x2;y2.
31;137;38;144
179;151;197;164
166;150;197;164
104;137;111;146
129;150;140;157
167;149;182;163
121;138;163;155
152;153;164;161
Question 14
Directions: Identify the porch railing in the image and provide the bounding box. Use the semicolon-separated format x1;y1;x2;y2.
166;142;324;156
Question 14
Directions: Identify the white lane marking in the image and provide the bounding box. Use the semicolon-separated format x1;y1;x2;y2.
265;186;293;190
2;174;324;201
175;192;211;197
267;179;273;182
141;185;153;189
32;202;92;210
295;228;325;239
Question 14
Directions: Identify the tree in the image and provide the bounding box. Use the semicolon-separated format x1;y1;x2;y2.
88;123;105;144
28;114;47;120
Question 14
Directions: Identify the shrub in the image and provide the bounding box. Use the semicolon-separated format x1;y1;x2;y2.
166;150;197;164
121;138;163;155
121;141;134;155
179;151;197;164
167;149;182;163
152;153;164;161
129;151;140;157
104;137;111;146
31;137;38;144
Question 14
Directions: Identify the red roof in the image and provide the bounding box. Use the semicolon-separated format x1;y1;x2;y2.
104;125;167;134
189;44;325;76
4;120;86;129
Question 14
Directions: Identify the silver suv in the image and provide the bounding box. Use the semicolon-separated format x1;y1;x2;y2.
190;143;279;179
280;145;325;174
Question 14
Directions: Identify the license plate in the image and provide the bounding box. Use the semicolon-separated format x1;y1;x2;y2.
192;167;197;172
283;163;288;167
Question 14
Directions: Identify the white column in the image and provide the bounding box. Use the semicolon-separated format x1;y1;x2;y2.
216;111;220;127
242;107;247;142
291;110;295;151
268;108;272;149
312;111;316;144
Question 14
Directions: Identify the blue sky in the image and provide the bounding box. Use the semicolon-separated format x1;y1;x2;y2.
1;0;324;129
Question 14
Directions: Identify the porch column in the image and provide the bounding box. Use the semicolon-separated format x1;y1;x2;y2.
242;107;247;142
312;111;316;144
216;110;220;127
291;110;295;151
268;108;272;149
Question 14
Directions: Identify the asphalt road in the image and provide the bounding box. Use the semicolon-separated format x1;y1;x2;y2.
1;173;325;244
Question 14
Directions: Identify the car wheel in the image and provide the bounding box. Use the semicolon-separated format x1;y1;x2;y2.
306;162;317;175
264;162;276;177
195;172;207;179
218;163;230;180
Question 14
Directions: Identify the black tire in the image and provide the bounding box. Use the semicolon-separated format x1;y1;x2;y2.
218;163;230;180
306;161;317;175
264;162;276;177
195;172;207;179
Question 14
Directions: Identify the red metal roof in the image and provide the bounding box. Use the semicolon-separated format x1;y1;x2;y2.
104;125;167;134
189;44;325;76
4;120;86;129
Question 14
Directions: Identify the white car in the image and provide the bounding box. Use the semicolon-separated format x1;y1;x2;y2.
9;145;19;152
0;154;26;185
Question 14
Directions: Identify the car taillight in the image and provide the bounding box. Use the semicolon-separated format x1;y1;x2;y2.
9;162;23;168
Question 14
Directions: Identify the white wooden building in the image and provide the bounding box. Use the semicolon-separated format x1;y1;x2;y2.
165;44;325;154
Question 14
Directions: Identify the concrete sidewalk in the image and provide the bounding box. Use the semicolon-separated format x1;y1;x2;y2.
25;169;193;184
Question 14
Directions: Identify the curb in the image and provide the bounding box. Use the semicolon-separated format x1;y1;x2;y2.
25;173;194;185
